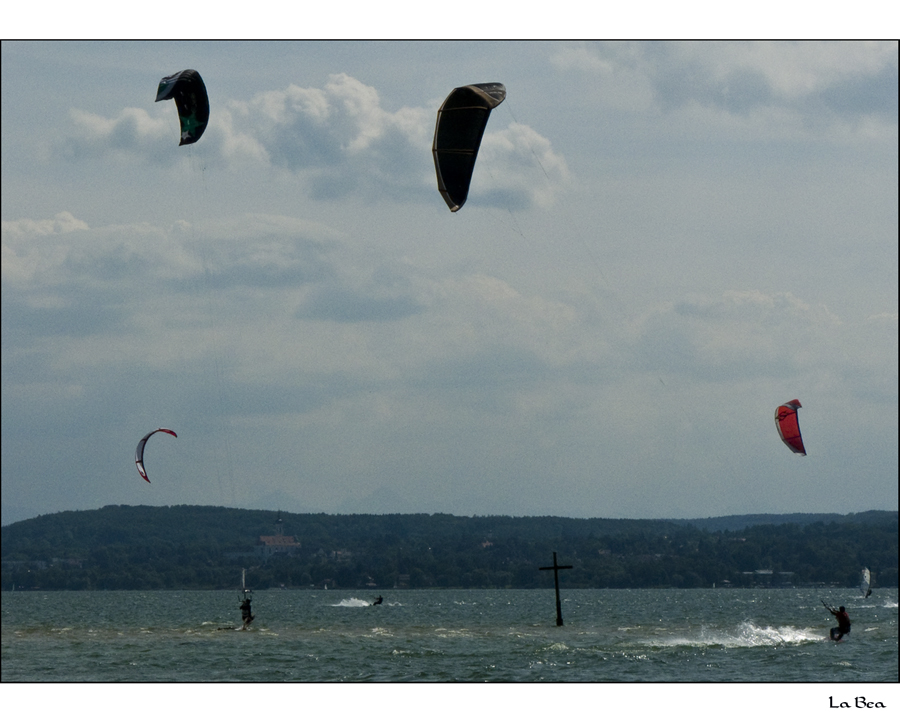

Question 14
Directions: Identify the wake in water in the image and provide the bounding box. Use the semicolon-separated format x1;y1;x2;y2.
333;597;377;607
332;597;401;607
654;621;824;648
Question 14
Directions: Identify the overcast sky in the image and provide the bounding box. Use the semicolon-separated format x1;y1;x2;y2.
2;41;897;526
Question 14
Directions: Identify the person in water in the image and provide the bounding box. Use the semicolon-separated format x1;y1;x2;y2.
240;597;254;627
372;595;383;606
826;604;851;641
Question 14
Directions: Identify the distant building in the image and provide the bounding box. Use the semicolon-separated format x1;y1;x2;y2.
255;515;301;558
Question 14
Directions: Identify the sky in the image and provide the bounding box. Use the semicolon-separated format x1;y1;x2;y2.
2;41;897;526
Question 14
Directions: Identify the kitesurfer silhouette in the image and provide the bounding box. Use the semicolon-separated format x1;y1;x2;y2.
240;597;255;628
823;602;850;641
372;595;383;606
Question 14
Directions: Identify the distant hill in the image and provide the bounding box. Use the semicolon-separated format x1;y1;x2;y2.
2;506;896;591
665;510;894;532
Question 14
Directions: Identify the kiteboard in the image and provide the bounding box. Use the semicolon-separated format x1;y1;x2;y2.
216;621;253;632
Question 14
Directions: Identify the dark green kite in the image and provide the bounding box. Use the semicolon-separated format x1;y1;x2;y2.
156;69;209;146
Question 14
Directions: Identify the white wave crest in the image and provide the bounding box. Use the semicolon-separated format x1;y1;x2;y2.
656;621;823;648
331;597;374;607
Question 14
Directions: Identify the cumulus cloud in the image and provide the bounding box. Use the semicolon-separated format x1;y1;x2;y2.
4;212;886;415
0;211;349;356
3;212;590;411
1;212;89;286
1;210;89;238
3;212;186;292
551;41;898;139
478;123;570;209
55;108;174;162
220;73;567;207
54;73;569;209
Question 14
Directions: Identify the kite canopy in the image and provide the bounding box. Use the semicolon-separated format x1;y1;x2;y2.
775;399;806;456
156;70;209;146
135;428;178;483
432;82;506;212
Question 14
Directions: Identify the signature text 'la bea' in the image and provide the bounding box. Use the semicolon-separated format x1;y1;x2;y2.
829;697;886;709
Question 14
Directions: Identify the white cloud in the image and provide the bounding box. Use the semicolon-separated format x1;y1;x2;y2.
2;212;190;291
2;212;89;286
53;73;569;209
706;41;897;100
550;41;898;140
1;210;89;238
479;123;570;209
55;108;173;162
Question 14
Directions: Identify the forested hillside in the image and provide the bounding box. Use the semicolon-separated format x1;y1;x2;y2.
2;506;896;591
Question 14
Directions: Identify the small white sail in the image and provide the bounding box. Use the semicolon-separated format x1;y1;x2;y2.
860;567;871;597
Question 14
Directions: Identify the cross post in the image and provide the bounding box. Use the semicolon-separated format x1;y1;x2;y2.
539;551;573;626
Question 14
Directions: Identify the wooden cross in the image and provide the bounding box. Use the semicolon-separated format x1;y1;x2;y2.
539;551;573;626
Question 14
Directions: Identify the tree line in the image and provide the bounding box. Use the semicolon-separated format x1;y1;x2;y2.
1;506;896;591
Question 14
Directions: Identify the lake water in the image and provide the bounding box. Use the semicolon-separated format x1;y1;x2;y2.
2;589;898;696
2;587;896;687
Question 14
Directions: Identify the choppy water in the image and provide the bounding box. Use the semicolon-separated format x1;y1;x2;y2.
2;588;896;683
